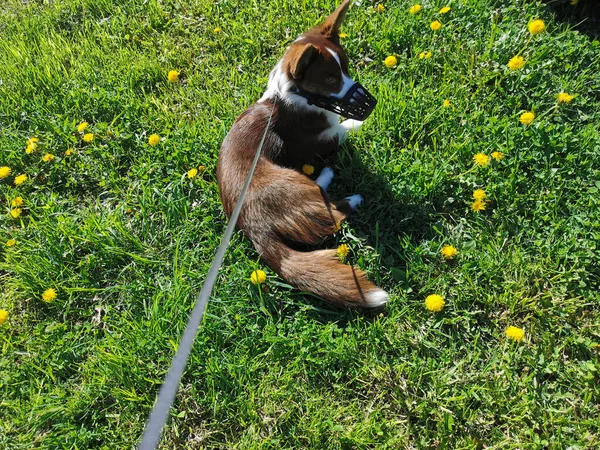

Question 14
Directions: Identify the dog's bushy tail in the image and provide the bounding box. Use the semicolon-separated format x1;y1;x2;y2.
255;234;388;309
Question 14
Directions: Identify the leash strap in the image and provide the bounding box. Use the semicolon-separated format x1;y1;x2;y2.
138;100;276;450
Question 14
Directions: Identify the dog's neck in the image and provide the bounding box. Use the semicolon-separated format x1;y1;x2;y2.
258;62;341;125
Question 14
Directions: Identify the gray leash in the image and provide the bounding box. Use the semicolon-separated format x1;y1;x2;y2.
138;100;276;450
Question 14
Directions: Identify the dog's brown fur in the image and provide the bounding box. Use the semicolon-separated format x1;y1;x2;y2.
217;1;387;308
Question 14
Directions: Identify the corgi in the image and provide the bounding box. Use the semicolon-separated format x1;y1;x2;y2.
217;0;388;309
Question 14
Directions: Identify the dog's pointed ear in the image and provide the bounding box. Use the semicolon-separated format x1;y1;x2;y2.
318;0;351;38
288;43;319;81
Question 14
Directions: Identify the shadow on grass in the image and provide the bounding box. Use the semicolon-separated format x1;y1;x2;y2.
259;140;458;323
544;0;600;38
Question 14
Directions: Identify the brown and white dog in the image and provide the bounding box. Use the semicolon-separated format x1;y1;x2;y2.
217;0;388;309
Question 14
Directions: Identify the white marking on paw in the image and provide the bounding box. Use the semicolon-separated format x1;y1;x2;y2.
341;119;363;132
315;167;334;191
320;123;346;143
345;194;364;211
365;289;389;308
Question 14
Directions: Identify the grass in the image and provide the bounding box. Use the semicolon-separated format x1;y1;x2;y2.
1;0;599;448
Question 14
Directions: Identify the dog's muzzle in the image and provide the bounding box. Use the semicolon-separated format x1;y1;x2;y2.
296;82;377;122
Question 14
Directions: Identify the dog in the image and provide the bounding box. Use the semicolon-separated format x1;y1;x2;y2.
217;0;388;309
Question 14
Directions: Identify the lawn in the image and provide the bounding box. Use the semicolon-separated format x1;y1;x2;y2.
1;0;599;448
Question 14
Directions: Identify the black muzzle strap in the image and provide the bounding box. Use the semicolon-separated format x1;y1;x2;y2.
296;82;377;121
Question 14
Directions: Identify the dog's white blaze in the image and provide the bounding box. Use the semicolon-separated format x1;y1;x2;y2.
334;72;355;99
325;47;355;99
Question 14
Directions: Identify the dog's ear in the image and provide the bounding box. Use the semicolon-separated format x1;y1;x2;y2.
288;43;319;81
317;0;351;38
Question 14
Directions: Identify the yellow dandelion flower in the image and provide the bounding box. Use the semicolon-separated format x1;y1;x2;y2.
26;137;39;146
471;200;486;212
409;4;422;14
442;99;451;107
520;111;535;125
473;189;486;200
198;165;206;172
557;92;574;104
77;121;89;133
505;325;525;342
337;244;350;260
430;20;442;31
528;19;545;35
10;208;22;219
333;221;342;232
168;70;180;83
491;151;504;161
213;27;222;33
42;153;55;162
0;309;8;325
148;134;161;146
0;166;11;179
338;32;349;38
187;168;198;178
376;4;385;13
473;153;490;167
42;288;57;303
302;164;315;176
425;294;445;312
82;133;94;143
11;197;23;207
439;6;451;14
250;270;267;285
507;55;526;71
6;239;16;247
14;174;27;186
441;245;457;260
384;55;398;68
26;144;36;154
418;51;433;59
65;148;74;156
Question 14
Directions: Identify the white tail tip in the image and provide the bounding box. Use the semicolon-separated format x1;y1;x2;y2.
365;289;389;308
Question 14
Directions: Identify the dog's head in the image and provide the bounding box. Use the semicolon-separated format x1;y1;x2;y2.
283;0;352;97
279;1;376;121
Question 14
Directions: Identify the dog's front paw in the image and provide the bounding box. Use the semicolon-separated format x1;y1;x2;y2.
315;167;334;191
341;119;363;132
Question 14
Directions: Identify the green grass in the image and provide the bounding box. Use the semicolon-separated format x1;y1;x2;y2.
1;0;599;448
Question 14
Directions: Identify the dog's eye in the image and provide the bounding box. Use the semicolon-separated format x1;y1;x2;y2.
325;75;337;84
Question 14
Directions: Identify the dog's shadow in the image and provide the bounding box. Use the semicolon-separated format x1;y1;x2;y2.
263;139;456;324
331;140;440;249
545;0;600;38
328;141;441;287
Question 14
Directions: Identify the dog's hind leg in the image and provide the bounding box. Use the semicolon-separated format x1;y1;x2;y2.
344;194;363;211
332;194;363;216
